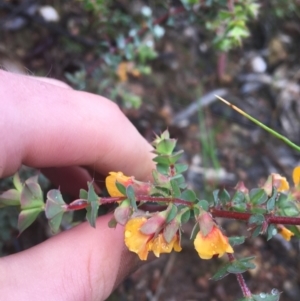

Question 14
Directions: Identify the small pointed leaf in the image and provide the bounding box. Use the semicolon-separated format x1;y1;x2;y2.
170;179;181;198
211;262;231;280
45;190;66;219
79;189;88;199
126;185;137;210
20;181;43;210
86;182;100;228
250;188;268;205
0;189;20;207
116;181;127;195
13;173;22;192
181;189;196;203
48;212;64;233
18;208;43;234
228;236;245;246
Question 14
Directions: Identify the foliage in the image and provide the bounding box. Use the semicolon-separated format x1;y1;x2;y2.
63;0;261;108
2;128;300;300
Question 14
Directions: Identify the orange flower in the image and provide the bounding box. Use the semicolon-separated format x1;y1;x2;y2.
194;226;234;260
124;217;182;260
149;233;182;258
293;166;300;187
271;173;289;192
105;172;133;197
278;226;294;241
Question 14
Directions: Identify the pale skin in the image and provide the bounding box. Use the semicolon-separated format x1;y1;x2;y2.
0;70;154;300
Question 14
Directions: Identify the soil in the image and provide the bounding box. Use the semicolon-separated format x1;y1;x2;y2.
1;1;300;300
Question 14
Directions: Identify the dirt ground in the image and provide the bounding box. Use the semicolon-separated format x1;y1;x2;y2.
1;1;300;300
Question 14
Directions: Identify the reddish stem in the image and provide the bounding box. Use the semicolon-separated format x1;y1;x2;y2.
66;196;300;225
228;253;252;297
210;208;300;225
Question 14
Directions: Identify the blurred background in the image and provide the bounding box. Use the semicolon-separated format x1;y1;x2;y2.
1;0;300;300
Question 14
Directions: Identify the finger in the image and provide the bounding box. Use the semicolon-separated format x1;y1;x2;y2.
0;70;154;181
0;214;142;301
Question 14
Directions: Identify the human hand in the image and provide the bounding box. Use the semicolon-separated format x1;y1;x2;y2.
0;70;154;301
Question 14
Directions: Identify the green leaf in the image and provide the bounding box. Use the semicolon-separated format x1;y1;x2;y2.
232;202;247;212
116;181;127;195
227;25;249;40
277;193;288;208
228;236;245;246
252;225;263;238
227;257;255;274
219;189;231;205
174;163;188;174
156;163;169;175
197;199;209;211
250;207;267;214
267;224;277;240
252;292;280;301
45;190;66;219
168;150;184;164
20;181;44;210
180;209;191;223
86;182;100;228
212;189;220;205
190;222;200;240
282;201;300;216
18;208;43;234
211;262;231;280
0;189;20;207
232;190;245;205
13;173;22;192
288;225;300;238
170;179;181;198
156;139;177;155
181;189;196;203
166;204;178;223
126;185;137;210
248;214;265;225
79;189;88;199
266;187;277;212
171;174;187;189
250;188;268;205
153;155;170;165
48;212;64;233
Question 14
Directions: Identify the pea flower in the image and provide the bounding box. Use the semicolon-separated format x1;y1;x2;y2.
105;172;133;196
272;173;289;192
293;166;300;188
194;225;234;260
278;225;294;241
124;217;182;260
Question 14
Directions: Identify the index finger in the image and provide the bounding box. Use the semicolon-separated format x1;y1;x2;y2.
0;71;154;181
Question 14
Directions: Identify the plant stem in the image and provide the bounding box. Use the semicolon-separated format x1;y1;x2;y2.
228;253;252;297
210;208;300;225
66;196;300;225
216;95;300;152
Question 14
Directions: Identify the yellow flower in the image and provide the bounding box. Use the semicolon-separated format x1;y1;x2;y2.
124;217;182;260
271;173;289;192
149;233;182;258
194;226;234;260
293;166;300;187
116;62;141;82
278;226;294;241
105;172;133;197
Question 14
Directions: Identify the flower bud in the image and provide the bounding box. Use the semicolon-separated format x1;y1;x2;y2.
114;199;132;225
139;211;167;235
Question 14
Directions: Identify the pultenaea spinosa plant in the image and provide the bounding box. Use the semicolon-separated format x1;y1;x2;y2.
2;127;300;300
